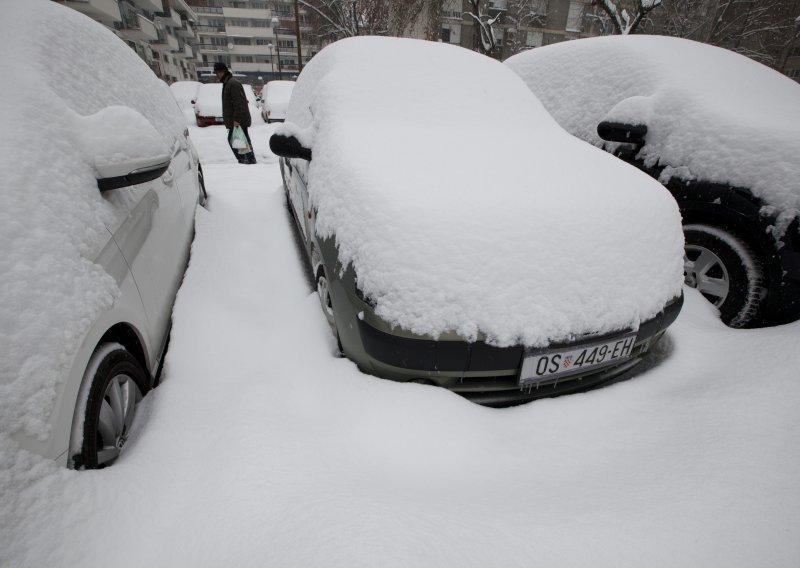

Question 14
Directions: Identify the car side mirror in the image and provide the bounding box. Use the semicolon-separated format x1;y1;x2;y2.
270;133;312;161
597;121;647;146
96;154;172;192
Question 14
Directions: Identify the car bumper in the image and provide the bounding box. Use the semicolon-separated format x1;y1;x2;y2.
355;294;683;406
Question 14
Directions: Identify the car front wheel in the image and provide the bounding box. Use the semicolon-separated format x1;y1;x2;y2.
73;344;149;469
316;268;344;356
683;224;765;327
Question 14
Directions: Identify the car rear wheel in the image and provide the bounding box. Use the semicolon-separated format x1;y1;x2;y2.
683;224;765;327
74;344;149;469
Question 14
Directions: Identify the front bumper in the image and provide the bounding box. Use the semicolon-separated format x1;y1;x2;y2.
356;294;683;406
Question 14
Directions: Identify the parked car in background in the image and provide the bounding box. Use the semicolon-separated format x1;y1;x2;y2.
1;0;206;469
169;80;202;123
505;35;800;328
194;82;262;127
261;80;295;123
270;37;684;407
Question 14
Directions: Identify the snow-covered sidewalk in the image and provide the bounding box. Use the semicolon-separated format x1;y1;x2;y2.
1;123;799;568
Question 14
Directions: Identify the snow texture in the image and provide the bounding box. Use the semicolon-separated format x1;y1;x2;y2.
505;35;800;230
284;36;684;346
0;0;187;438
1;122;799;567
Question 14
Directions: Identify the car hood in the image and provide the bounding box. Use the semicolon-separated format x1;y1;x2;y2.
287;37;685;347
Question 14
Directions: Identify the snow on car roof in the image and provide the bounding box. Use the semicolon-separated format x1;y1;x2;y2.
0;0;184;437
285;37;684;346
505;35;800;222
169;80;202;109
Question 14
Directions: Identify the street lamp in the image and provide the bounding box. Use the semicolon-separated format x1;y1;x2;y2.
266;42;274;78
271;16;283;80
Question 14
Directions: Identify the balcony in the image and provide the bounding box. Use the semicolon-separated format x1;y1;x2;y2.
62;0;121;25
184;44;193;58
154;30;180;51
177;20;197;39
130;0;164;12
120;14;158;41
159;8;183;28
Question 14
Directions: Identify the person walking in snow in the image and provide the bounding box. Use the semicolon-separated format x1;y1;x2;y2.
214;61;257;164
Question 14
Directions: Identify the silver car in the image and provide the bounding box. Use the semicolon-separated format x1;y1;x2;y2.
2;2;206;469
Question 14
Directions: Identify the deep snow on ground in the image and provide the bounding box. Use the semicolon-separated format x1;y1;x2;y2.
1;122;799;568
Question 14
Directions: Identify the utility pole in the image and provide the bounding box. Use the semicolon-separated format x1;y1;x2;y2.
293;0;303;73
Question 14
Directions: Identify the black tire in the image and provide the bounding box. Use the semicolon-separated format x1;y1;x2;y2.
316;267;344;356
683;224;765;327
198;166;208;207
76;345;149;470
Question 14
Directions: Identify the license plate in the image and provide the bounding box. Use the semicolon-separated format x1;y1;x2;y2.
519;333;637;388
215;117;224;123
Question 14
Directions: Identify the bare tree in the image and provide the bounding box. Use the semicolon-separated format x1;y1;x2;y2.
645;0;800;69
298;0;392;40
704;0;800;67
588;0;664;34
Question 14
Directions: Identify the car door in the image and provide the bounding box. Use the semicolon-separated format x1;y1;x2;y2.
171;128;201;230
286;157;310;242
110;141;190;350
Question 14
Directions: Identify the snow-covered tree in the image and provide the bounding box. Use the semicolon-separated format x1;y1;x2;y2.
588;0;664;34
465;0;503;55
504;0;548;55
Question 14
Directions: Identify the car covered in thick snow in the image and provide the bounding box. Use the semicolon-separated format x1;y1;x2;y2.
169;79;202;122
194;82;261;127
270;37;684;406
260;80;295;123
505;35;800;328
1;0;206;468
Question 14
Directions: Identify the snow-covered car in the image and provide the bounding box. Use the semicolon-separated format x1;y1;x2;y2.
194;82;261;127
269;37;684;406
1;0;206;468
169;79;202;122
505;35;800;328
260;80;295;123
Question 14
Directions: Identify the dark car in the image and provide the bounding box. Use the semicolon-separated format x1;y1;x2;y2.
506;35;800;328
270;37;684;407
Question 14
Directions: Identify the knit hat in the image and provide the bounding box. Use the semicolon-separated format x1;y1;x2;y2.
213;61;228;72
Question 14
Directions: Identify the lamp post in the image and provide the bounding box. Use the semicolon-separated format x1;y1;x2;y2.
271;16;283;80
267;42;274;78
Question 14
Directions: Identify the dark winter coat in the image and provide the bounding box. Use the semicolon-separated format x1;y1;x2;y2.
221;72;251;129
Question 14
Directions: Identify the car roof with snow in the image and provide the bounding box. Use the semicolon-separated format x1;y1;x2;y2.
504;35;800;214
280;36;684;347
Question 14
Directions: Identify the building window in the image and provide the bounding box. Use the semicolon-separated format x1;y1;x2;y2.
278;39;294;49
238;55;254;63
255;38;270;45
233;37;251;45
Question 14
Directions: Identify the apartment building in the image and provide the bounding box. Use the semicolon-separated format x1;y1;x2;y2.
189;0;318;85
55;0;200;82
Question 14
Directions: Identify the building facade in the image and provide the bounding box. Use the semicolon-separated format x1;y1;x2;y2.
55;0;200;82
189;0;318;85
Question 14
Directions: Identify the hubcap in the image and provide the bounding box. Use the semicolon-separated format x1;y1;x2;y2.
317;275;335;320
96;374;141;467
684;245;730;307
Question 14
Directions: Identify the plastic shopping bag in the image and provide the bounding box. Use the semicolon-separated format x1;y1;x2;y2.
231;126;250;153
